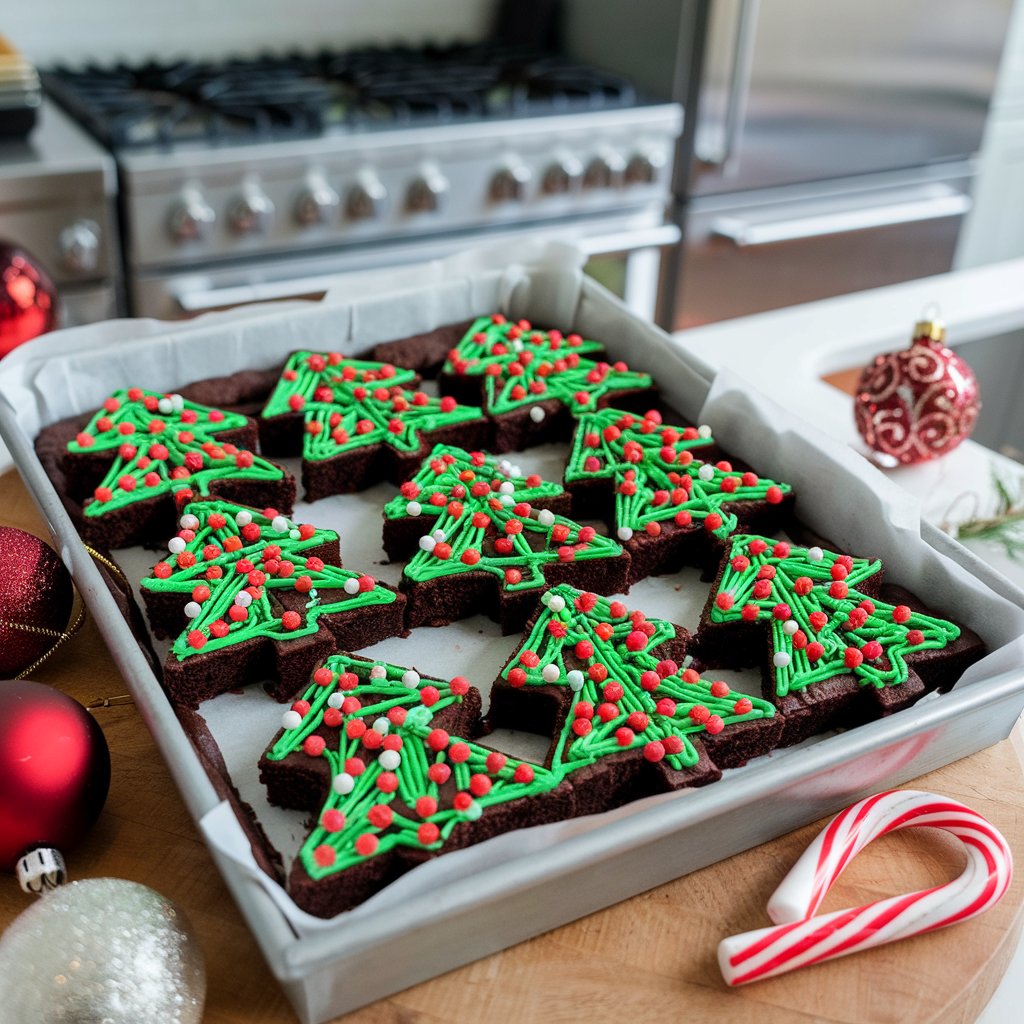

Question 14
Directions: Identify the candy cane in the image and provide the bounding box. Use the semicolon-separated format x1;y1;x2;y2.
719;789;1013;986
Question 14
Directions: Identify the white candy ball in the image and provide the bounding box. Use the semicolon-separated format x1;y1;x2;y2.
617;527;634;541
272;516;289;533
406;501;422;517
343;578;360;595
566;670;585;692
281;710;303;730
157;397;173;414
529;406;545;423
369;665;387;679
547;595;566;613
234;590;252;608
773;652;792;668
402;669;420;689
372;717;390;735
327;692;344;709
168;537;186;554
697;424;713;439
183;601;201;619
538;509;555;527
432;528;446;542
783;619;799;636
333;772;355;795
179;514;199;530
378;750;401;771
170;394;185;412
419;535;436;553
499;481;515;495
541;663;560;683
235;510;252;526
807;547;824;562
698;463;715;482
499;493;515;506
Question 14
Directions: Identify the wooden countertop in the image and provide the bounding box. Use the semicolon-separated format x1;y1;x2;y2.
2;468;1022;1024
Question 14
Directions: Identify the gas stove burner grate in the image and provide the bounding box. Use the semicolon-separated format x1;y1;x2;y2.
43;44;641;150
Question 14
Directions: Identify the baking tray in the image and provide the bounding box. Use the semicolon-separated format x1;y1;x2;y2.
2;248;1024;1024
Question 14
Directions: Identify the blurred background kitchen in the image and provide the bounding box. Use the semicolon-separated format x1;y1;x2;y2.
2;0;1021;334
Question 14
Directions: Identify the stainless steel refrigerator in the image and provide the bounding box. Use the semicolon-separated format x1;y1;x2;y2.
564;0;1014;328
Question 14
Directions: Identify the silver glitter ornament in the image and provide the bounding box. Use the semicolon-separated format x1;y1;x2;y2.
0;877;205;1023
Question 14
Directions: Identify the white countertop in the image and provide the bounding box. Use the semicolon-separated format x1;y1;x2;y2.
675;258;1024;1024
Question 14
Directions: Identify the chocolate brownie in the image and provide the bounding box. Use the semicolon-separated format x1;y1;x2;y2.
257;352;489;501
438;315;657;453
693;535;986;745
382;444;631;634
39;387;295;549
139;500;406;706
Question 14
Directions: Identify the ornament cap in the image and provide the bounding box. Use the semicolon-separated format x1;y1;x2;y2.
913;318;946;344
16;846;66;894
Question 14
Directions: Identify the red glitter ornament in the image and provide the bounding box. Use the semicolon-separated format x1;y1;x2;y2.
0;528;75;677
0;245;58;358
854;317;980;466
0;680;110;871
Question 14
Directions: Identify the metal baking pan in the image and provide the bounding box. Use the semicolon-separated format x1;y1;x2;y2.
2;249;1023;1024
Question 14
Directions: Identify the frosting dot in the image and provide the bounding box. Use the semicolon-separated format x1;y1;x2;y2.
369;665;387;679
402;669;421;689
566;670;585;692
529;406;546;423
538;509;555;527
184;601;201;619
272;515;289;533
782;619;799;636
179;514;199;530
158;397;173;414
168;537;186;554
406;501;422;516
379;749;401;771
234;591;253;608
807;547;824;562
432;528;446;542
547;595;566;613
617;527;634;541
419;535;437;553
333;772;355;795
499;493;515;506
499;481;515;495
773;651;791;668
170;393;185;412
697;424;712;439
235;510;252;526
327;693;344;709
698;463;715;482
343;578;360;595
372;717;390;735
541;663;560;683
281;710;302;730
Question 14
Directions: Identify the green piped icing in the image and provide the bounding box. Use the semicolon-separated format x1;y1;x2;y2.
384;444;623;592
140;500;397;661
442;314;652;415
261;351;485;462
565;408;793;541
267;584;773;882
708;535;962;696
68;388;284;518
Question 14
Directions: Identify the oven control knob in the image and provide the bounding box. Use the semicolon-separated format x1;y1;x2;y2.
346;173;387;221
58;219;101;273
294;178;339;227
167;190;216;244
625;149;667;185
541;153;584;195
406;165;449;214
583;150;626;190
227;186;275;236
490;161;531;203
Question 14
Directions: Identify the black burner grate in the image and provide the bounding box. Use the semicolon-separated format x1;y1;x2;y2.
42;44;639;150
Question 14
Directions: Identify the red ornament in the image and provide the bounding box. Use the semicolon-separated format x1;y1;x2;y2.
0;680;110;871
854;317;980;466
0;245;58;358
0;527;75;677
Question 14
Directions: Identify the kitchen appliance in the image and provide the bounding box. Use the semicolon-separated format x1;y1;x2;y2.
0;100;120;326
563;0;1014;328
42;45;682;322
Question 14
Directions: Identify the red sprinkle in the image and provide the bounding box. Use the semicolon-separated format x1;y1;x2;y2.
355;834;379;857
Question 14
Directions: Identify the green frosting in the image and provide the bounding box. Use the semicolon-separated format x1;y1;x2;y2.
565;408;793;541
140;499;397;661
383;444;623;592
442;314;653;415
261;352;485;463
266;583;774;882
708;535;961;695
68;388;284;518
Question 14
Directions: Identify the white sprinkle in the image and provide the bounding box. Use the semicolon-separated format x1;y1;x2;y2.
372;717;390;735
327;693;344;709
567;670;585;692
272;515;289;533
234;590;252;608
419;535;436;553
369;665;387;679
170;393;185;412
184;601;201;619
168;537;186;554
179;514;199;530
500;494;515;506
379;750;401;771
333;772;355;795
698;463;715;482
235;510;252;526
529;406;545;423
499;481;515;495
406;501;422;517
402;669;421;689
157;397;173;414
289;529;301;540
773;651;792;668
281;710;302;730
807;546;824;562
463;800;483;821
547;595;566;613
343;578;360;595
783;619;799;636
538;509;555;527
541;663;560;683
617;526;634;541
432;529;446;543
697;424;713;439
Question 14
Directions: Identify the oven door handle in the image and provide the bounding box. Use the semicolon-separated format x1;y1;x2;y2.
173;273;350;313
711;191;972;247
575;224;681;256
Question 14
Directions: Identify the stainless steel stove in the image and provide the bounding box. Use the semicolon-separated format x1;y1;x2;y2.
43;45;682;323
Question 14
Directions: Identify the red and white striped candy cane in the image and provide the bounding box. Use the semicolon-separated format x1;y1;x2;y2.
719;789;1013;986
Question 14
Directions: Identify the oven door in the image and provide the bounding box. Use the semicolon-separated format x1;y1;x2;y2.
130;212;680;324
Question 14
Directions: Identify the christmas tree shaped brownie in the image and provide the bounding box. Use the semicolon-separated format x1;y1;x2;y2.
565;407;795;583
140;500;405;706
439;314;655;452
258;352;487;500
60;388;295;548
259;585;779;916
382;445;630;633
696;535;985;744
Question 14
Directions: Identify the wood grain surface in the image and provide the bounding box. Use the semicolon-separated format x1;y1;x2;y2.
1;468;1021;1024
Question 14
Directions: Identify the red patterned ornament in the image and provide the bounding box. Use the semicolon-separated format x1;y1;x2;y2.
853;318;980;466
0;244;58;358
